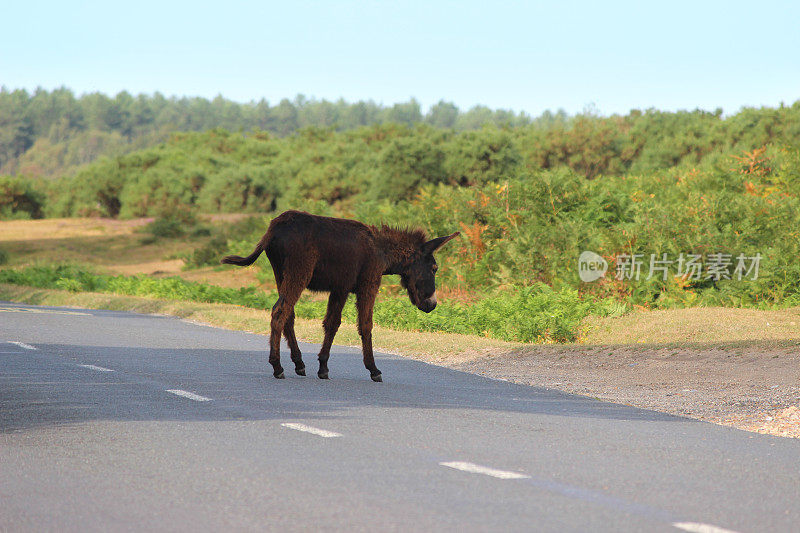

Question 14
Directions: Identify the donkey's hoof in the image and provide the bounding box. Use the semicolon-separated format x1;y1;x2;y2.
295;366;306;376
371;372;382;382
318;371;329;380
274;370;285;379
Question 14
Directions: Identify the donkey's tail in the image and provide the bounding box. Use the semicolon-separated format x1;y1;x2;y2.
221;241;264;266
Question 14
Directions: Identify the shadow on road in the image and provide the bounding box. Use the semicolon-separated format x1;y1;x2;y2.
1;341;685;433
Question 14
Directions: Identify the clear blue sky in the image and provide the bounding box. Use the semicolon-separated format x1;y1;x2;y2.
2;0;799;116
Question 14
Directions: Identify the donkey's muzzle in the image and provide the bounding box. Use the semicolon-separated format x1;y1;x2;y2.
417;296;437;313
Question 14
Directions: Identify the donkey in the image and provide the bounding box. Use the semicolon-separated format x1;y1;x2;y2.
221;210;459;382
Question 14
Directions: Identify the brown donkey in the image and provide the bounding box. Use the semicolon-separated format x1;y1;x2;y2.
221;210;459;382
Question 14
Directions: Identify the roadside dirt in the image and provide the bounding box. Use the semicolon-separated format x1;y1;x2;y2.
441;307;800;438
448;341;800;438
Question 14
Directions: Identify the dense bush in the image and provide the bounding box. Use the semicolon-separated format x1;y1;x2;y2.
165;142;800;312
29;99;800;220
0;175;45;219
144;217;187;238
143;210;202;238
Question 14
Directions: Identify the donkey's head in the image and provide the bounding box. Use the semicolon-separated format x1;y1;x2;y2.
398;232;460;313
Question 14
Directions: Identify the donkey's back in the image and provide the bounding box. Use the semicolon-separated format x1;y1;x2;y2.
262;211;378;293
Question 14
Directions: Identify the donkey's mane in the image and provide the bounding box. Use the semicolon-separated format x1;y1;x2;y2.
374;225;428;271
376;224;428;245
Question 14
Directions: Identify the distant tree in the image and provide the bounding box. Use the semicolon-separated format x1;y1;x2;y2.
386;99;423;125
0;175;45;219
426;101;459;129
444;128;521;185
371;133;447;199
455;105;495;130
270;99;299;136
298;99;339;129
0;89;35;170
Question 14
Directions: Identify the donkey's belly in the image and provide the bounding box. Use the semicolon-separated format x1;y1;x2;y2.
307;268;356;293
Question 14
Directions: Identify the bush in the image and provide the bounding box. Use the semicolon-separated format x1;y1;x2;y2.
182;215;267;269
144;212;199;238
0;175;45;219
183;236;227;268
145;217;185;238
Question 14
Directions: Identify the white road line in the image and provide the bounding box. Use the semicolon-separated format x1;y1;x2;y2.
166;389;212;402
672;522;741;533
281;423;342;438
0;306;90;316
78;364;114;372
439;461;531;480
8;341;36;350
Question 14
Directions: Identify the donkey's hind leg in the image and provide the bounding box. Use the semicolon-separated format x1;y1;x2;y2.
268;262;312;379
284;310;305;376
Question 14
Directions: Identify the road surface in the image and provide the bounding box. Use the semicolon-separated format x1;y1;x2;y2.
1;300;799;532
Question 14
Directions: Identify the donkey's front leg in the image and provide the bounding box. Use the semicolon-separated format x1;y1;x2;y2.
356;287;381;382
318;291;348;379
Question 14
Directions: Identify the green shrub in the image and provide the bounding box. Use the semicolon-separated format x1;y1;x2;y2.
55;278;83;292
0;176;45;219
144;211;199;238
183;236;228;268
145;217;185;238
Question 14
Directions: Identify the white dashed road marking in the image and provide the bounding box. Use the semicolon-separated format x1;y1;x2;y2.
0;306;90;316
8;341;36;350
281;423;342;438
439;461;530;480
78;364;114;372
166;389;212;402
672;522;741;533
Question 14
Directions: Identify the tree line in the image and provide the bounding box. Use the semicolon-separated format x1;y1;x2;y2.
1;90;799;222
2;87;798;186
0;87;534;178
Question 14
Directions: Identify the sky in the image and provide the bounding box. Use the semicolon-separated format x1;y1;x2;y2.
2;0;799;117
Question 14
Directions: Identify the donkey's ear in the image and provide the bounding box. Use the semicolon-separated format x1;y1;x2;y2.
422;232;460;255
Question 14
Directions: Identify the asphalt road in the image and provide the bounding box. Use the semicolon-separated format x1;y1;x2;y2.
1;300;799;532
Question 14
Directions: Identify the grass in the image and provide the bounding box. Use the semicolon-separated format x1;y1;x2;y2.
0;265;626;342
579;306;800;346
0;217;148;242
0;219;196;269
